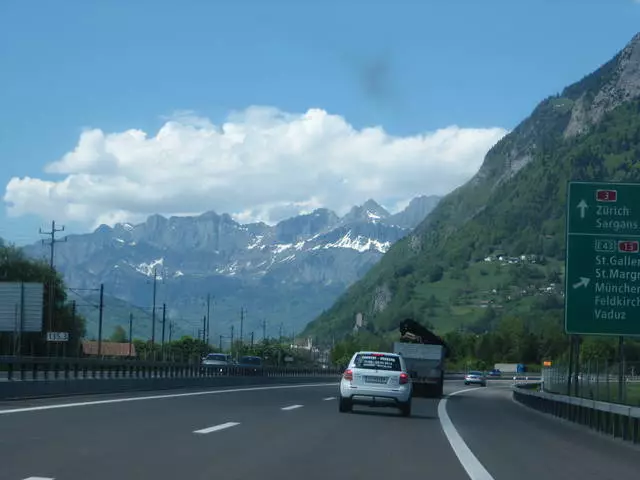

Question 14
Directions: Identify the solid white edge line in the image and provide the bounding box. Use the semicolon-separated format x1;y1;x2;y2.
437;388;495;480
281;404;303;410
194;421;240;434
0;383;338;416
323;397;336;400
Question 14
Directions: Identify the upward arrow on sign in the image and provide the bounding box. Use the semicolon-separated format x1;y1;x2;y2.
576;200;588;219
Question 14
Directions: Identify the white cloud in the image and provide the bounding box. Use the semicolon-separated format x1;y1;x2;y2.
3;106;508;229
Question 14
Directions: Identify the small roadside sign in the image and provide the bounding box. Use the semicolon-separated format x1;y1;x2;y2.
46;331;69;342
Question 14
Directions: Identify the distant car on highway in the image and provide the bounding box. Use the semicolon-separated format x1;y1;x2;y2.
237;356;263;375
487;369;501;377
338;351;413;416
464;371;487;386
201;353;234;372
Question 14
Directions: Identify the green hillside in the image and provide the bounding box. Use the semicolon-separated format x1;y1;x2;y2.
303;33;640;345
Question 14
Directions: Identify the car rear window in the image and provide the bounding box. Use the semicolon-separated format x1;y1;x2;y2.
468;371;482;376
354;353;401;371
206;354;228;361
240;356;262;365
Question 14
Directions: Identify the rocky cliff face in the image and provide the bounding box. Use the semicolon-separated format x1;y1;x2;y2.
22;196;440;339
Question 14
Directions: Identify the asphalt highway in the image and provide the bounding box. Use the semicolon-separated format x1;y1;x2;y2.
1;380;638;480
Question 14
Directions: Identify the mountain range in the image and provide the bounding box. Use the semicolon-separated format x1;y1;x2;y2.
22;195;440;341
303;32;640;342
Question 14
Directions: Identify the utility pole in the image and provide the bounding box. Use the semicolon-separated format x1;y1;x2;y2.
39;220;66;352
240;307;245;346
71;300;77;357
206;294;212;345
151;268;158;345
219;335;223;350
202;315;207;343
97;283;104;357
168;321;174;343
128;312;133;357
230;325;234;350
250;331;254;347
161;303;167;357
262;319;267;341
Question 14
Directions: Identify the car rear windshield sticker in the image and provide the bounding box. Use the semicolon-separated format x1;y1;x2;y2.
355;355;400;370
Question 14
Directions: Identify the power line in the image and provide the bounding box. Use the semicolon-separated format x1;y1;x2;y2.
39;220;66;336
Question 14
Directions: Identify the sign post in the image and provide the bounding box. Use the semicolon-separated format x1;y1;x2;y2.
565;181;640;336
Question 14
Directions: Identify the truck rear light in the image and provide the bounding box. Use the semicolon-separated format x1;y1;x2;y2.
399;372;409;384
343;369;353;381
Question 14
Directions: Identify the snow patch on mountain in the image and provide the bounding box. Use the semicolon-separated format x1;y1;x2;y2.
320;231;391;253
136;258;164;277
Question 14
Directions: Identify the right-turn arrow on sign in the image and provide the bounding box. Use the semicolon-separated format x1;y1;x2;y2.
572;277;590;289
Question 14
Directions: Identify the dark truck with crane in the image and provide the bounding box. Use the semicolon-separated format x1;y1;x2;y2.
393;319;448;398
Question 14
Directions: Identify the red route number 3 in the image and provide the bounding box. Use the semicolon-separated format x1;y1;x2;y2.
596;189;617;202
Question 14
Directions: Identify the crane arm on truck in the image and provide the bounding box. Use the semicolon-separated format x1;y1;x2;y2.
395;318;447;398
399;318;449;356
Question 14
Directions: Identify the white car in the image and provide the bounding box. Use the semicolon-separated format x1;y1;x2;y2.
464;370;487;387
338;351;413;416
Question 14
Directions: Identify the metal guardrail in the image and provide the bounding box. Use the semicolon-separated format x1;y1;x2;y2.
513;383;640;444
0;356;341;382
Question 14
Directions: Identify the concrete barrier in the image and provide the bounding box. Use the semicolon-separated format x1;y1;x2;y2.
513;383;640;444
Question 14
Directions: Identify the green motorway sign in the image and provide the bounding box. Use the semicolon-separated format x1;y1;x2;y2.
565;181;640;336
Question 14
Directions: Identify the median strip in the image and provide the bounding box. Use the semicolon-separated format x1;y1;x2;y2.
0;383;336;416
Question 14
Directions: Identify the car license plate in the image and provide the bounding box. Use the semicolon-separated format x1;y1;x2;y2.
364;376;387;384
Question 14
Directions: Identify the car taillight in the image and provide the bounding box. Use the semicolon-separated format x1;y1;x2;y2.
343;369;353;381
399;373;409;384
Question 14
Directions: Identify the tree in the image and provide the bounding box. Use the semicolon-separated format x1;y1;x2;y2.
109;325;127;343
427;265;444;282
0;244;86;356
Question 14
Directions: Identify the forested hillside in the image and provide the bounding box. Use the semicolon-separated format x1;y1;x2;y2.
305;33;640;367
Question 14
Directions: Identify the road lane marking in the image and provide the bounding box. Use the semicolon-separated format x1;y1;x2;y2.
194;421;240;434
24;477;54;479
438;388;495;480
0;383;338;416
323;396;336;400
281;404;303;410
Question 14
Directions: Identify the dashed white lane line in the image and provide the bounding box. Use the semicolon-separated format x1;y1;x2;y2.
437;388;495;480
0;383;337;416
23;477;54;479
194;421;240;434
281;404;303;411
323;396;336;401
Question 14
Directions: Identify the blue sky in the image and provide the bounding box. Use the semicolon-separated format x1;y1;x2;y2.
1;0;639;245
